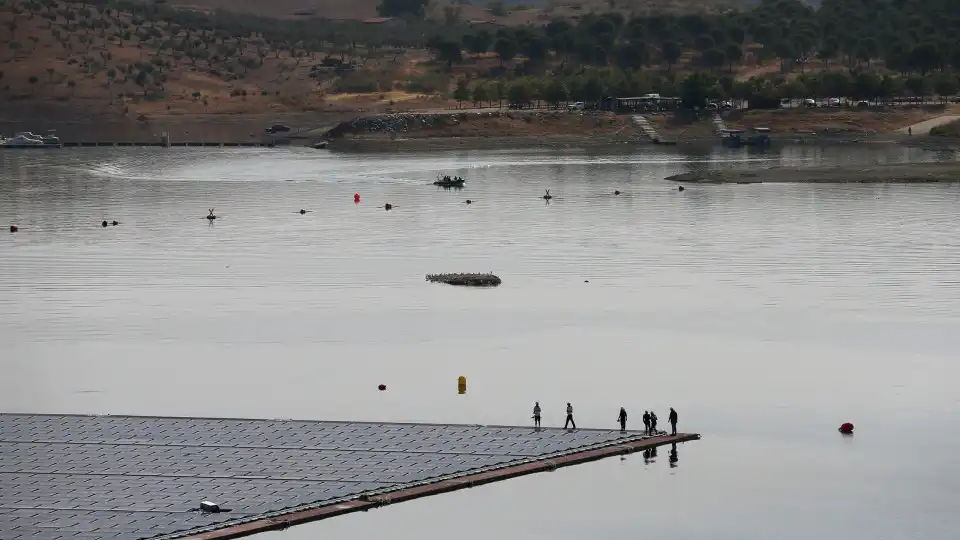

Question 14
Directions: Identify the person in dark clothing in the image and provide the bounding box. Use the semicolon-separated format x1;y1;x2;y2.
617;407;627;431
532;402;541;428
668;407;678;435
564;402;576;429
642;411;651;435
650;411;658;434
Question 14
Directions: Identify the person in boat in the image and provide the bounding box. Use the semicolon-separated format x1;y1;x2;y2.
207;208;216;219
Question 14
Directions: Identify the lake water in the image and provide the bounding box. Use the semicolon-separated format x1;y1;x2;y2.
2;145;959;540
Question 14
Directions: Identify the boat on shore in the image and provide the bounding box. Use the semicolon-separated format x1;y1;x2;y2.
1;132;62;148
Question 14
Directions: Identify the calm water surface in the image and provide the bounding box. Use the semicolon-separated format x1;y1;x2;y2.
2;145;959;540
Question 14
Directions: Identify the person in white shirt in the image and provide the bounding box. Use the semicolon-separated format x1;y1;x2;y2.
564;402;576;429
532;402;541;428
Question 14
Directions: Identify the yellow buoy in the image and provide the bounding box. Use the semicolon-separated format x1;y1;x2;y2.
457;376;467;394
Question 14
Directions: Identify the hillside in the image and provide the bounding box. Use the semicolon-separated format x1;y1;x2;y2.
2;0;958;141
161;0;744;23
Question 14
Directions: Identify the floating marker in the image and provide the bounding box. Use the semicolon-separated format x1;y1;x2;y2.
354;193;361;203
839;422;854;434
9;225;17;233
457;376;466;394
101;221;108;227
378;384;387;391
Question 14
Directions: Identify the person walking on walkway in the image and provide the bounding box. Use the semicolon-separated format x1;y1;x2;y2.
642;411;651;435
564;402;576;429
668;407;678;435
617;407;628;431
532;402;541;428
650;411;658;434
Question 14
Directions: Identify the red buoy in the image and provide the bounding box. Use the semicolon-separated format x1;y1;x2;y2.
354;193;361;204
839;423;854;434
9;225;18;233
378;384;386;391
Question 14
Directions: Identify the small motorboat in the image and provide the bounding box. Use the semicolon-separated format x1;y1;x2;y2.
2;133;46;147
434;174;465;188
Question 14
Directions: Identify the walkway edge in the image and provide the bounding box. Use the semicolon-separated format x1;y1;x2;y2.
180;433;700;540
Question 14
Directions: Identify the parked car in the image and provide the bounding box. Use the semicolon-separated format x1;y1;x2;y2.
567;101;585;110
264;124;291;134
826;97;841;107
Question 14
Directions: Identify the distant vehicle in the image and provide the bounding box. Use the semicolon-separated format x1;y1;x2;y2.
803;98;817;107
855;100;870;108
707;102;719;110
567;101;585;110
264;124;291;134
826;98;841;107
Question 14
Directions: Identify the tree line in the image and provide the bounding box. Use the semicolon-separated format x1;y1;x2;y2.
429;0;960;77
452;69;960;109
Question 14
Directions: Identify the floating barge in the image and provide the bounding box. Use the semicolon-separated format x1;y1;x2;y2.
0;413;698;540
426;273;502;286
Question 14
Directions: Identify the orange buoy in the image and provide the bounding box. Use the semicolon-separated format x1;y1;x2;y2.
839;422;854;434
354;193;361;204
378;384;386;391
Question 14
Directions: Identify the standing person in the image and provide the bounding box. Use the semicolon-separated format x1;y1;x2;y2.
617;407;627;431
668;407;678;435
564;402;576;429
642;411;651;435
650;411;658;434
532;402;541;428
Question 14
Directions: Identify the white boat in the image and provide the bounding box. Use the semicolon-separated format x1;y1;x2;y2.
1;132;59;147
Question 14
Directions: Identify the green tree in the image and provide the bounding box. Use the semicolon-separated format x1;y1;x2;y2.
661;41;681;71
933;73;957;99
724;43;742;73
702;48;726;72
507;80;532;107
466;31;492;56
494;37;516;67
543;79;569;107
472;83;489;107
453;79;469;107
904;75;928;98
434;40;462;70
680;72;712;109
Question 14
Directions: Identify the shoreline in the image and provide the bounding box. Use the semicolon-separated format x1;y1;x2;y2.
665;161;960;184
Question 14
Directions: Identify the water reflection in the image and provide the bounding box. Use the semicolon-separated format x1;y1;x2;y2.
669;443;679;469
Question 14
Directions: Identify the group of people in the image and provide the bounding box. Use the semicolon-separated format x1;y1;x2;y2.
533;402;678;435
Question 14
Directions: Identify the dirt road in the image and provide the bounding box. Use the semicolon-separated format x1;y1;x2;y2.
897;115;960;134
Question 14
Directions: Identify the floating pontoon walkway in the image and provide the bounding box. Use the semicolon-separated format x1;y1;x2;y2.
0;413;699;540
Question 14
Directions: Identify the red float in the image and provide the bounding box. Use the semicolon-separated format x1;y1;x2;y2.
839;422;854;434
354;193;361;204
377;384;386;391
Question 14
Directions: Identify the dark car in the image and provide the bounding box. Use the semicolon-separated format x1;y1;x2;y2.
264;124;291;134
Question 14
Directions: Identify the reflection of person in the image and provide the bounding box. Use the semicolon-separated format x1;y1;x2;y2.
617;408;627;431
669;443;678;468
532;402;541;428
564;402;576;429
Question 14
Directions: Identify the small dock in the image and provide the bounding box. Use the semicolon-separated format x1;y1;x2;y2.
631;114;661;142
0;413;698;540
